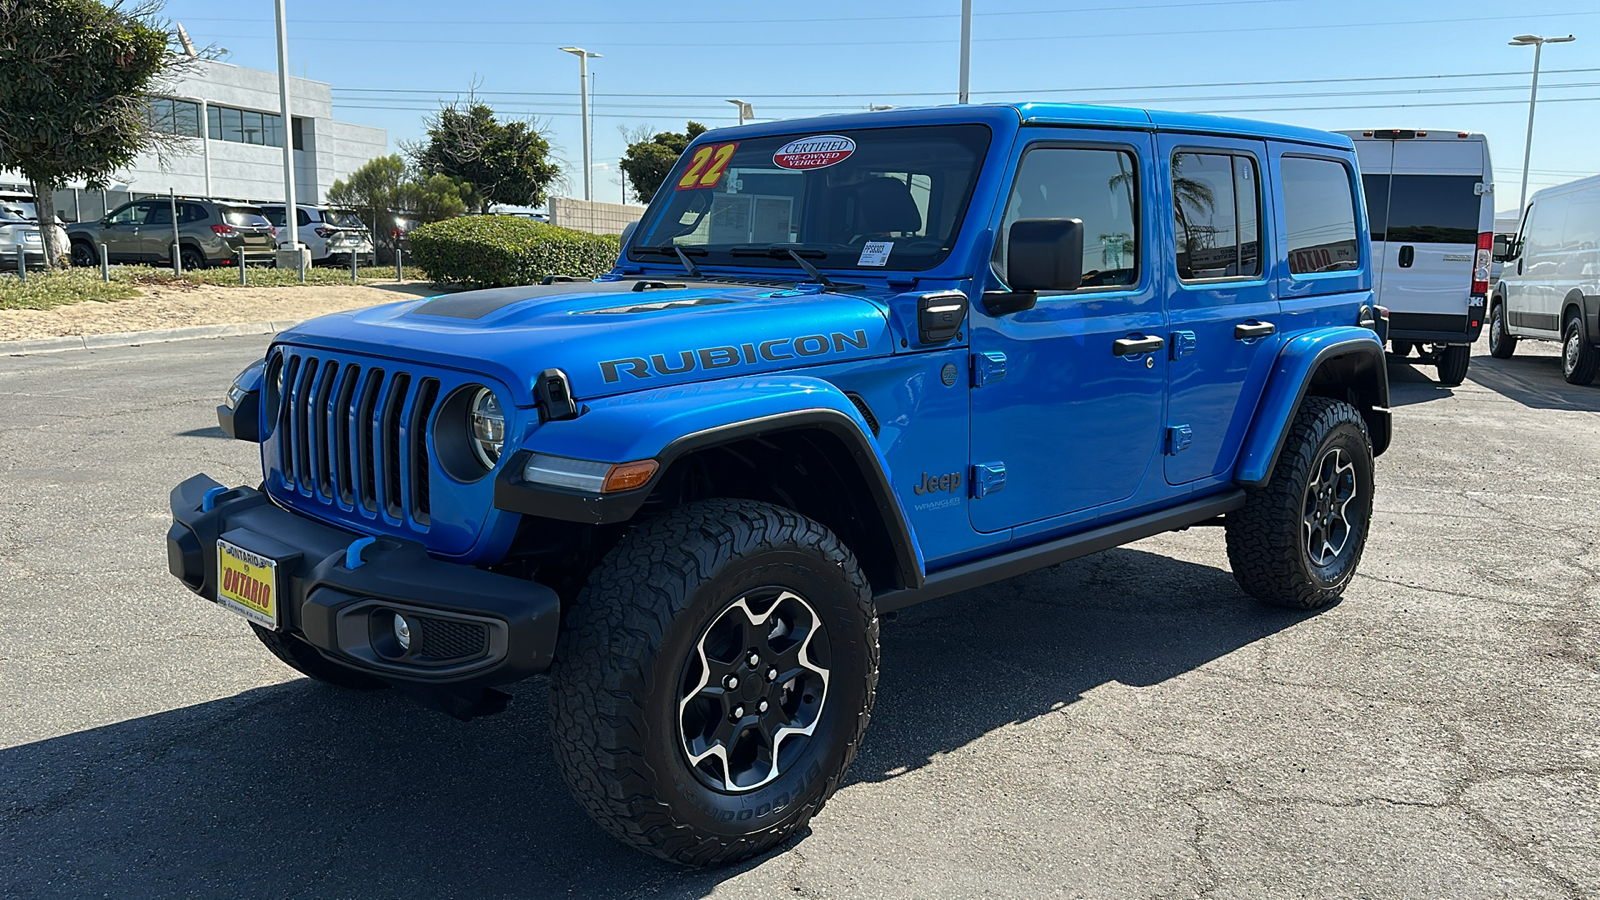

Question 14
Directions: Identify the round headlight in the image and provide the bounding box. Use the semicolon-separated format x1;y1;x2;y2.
468;387;504;469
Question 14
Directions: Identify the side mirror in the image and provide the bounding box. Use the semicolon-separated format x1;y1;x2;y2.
1491;234;1512;263
984;218;1084;316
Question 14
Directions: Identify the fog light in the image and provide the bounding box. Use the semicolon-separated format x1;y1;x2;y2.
394;613;412;651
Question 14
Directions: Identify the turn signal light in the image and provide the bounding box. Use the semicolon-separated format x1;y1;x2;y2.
211;224;237;236
602;460;658;493
1472;232;1492;295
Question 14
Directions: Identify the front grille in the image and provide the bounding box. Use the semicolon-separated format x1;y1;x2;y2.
276;351;439;527
414;616;490;661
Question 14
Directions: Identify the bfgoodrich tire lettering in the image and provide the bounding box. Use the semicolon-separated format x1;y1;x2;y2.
549;498;878;866
1225;397;1374;609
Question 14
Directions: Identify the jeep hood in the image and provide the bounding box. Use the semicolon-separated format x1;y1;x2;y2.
274;280;896;406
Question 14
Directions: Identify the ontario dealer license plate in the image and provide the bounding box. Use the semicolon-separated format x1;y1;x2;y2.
217;539;280;628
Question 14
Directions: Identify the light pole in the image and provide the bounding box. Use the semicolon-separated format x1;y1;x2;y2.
958;0;972;103
1510;33;1575;215
273;0;299;256
559;47;601;202
726;99;753;126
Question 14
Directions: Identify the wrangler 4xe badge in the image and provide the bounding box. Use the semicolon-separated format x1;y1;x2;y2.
599;330;870;383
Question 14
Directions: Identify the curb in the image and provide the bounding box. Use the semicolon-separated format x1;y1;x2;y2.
1;320;303;357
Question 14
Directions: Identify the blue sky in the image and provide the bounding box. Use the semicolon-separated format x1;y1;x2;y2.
165;0;1599;213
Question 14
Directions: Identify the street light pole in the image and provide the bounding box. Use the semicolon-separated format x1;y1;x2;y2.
958;0;972;103
726;99;753;126
1509;33;1575;215
559;47;601;202
273;0;298;254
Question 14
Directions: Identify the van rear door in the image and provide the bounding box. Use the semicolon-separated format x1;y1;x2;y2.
1351;138;1394;302
1381;140;1486;338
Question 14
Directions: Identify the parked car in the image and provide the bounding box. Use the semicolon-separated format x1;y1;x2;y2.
169;103;1390;866
0;196;70;271
258;204;376;266
65;198;277;270
1341;129;1495;385
1490;173;1600;383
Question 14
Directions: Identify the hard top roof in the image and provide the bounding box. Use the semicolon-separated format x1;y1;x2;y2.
703;102;1353;151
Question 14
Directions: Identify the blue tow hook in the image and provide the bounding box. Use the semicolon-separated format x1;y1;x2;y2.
345;536;377;570
201;486;227;512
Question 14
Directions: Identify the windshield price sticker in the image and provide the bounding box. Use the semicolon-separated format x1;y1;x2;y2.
857;241;893;267
676;142;740;191
773;135;856;170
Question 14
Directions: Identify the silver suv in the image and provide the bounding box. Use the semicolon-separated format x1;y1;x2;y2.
66;198;277;270
259;204;376;266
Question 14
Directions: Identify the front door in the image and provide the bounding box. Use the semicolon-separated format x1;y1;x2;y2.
968;131;1166;534
100;202;146;262
1159;136;1281;484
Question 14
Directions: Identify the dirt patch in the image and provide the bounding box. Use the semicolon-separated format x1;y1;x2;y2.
0;281;441;343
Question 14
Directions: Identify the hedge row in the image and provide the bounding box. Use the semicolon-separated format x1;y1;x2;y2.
406;216;622;288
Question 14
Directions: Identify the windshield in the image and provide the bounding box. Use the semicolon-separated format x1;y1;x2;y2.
629;124;992;272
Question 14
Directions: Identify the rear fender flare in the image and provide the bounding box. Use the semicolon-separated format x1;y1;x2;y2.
1235;328;1390;488
494;374;925;589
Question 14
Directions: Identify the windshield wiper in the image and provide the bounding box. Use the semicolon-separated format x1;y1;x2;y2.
633;244;707;277
726;243;860;291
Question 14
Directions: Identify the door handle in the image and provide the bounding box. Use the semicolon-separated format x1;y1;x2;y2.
1398;245;1415;268
1113;335;1166;356
1234;321;1276;340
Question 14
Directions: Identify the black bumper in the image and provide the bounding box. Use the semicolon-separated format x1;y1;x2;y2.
166;474;560;687
1389;304;1485;345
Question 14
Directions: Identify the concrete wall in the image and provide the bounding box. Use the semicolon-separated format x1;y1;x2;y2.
549;197;647;235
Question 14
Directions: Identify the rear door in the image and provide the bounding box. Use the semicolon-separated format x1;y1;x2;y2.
1351;138;1394;304
1159;135;1281;485
1382;140;1485;331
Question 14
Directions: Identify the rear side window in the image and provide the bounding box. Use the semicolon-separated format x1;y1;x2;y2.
179;203;208;224
261;208;286;227
993;146;1140;289
1172;152;1261;280
1282;157;1360;275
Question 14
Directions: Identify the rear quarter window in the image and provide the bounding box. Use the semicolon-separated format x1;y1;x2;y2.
1282;156;1360;275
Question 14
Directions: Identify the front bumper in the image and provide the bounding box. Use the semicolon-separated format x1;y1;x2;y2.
166;474;560;687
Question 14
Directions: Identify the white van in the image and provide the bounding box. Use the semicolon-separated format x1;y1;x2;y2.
1340;130;1495;385
1490;173;1600;384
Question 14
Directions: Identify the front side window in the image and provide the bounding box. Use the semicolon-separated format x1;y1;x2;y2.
992;146;1139;289
629;124;991;272
1172;152;1261;280
1282;156;1360;275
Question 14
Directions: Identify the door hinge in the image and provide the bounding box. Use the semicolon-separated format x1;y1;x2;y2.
971;461;1007;498
970;351;1007;387
1170;330;1197;359
1166;424;1193;455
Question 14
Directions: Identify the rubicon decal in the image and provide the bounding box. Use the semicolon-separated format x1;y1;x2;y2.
773;135;855;170
600;330;870;383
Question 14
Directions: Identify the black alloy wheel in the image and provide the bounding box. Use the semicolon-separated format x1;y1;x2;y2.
179;245;207;272
70;241;96;268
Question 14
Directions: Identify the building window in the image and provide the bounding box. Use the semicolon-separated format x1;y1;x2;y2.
292;117;305;151
1282;156;1360;275
206;104;287;147
145;98;202;137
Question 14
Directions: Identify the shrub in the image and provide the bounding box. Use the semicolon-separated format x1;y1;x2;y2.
406;215;621;287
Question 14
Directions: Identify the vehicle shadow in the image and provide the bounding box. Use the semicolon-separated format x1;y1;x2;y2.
1;548;1308;899
1385;354;1454;407
1465;353;1600;412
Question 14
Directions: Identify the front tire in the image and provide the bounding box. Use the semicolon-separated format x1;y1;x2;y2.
1488;303;1517;359
1436;344;1471;386
1225;397;1375;610
550;499;878;866
1562;315;1598;385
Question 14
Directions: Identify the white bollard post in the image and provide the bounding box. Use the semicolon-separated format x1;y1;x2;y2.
239;248;247;285
100;243;109;282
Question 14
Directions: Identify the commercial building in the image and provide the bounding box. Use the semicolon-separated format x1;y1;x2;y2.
2;58;387;222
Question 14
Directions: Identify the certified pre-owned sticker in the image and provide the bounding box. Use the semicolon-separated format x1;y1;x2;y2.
773;135;856;170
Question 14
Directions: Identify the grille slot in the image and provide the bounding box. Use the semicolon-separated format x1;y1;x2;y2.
356;368;384;512
410;378;440;524
332;364;360;505
381;373;411;519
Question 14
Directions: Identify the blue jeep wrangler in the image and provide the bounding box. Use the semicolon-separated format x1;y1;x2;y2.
169;103;1390;865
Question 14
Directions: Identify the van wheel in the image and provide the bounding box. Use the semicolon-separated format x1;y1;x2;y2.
1225;397;1374;610
549;499;878;866
1488;304;1517;359
1389;340;1414;357
1562;315;1599;385
1436;344;1471;385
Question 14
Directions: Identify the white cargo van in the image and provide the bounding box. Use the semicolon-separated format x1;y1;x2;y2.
1341;130;1495;385
1490;174;1600;384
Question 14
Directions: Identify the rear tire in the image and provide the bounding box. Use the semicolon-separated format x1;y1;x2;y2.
1436;344;1471;386
550;499;877;866
1389;340;1414;357
1225;397;1374;610
251;623;389;690
179;245;207;272
1562;315;1599;385
1488;303;1517;359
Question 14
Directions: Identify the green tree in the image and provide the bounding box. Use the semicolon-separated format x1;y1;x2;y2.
0;0;177;267
619;122;708;204
407;100;558;212
327;154;471;262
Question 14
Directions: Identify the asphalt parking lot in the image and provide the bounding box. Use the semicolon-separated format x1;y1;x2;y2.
2;335;1596;899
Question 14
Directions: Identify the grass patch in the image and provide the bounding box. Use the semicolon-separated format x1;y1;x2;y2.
0;269;140;311
112;264;428;288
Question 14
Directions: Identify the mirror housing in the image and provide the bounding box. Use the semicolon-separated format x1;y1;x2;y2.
1491;233;1512;263
1007;218;1085;293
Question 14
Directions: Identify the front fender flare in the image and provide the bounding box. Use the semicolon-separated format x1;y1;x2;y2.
494;375;925;589
1235;328;1390;488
